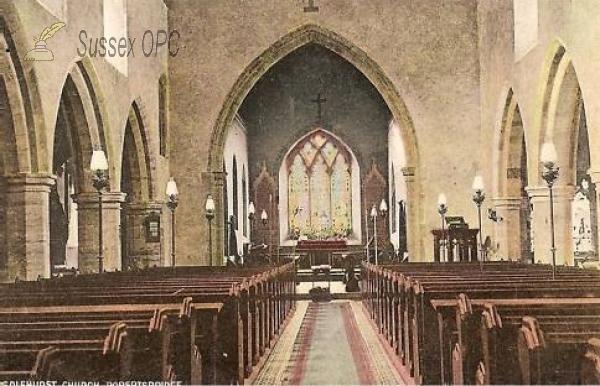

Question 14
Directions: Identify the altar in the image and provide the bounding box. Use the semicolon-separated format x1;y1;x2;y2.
295;239;347;269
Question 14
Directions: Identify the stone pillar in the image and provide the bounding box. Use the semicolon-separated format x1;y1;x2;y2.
588;171;600;262
3;174;55;281
492;197;522;261
527;186;548;265
201;170;226;266
402;167;422;261
123;202;164;269
0;181;5;280
527;185;574;266
76;191;126;273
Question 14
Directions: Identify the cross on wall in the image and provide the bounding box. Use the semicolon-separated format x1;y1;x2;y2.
304;0;319;13
311;93;327;122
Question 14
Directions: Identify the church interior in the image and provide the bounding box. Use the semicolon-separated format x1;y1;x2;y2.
1;0;600;384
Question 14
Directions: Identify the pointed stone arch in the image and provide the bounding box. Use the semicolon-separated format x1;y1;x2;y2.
497;89;529;197
536;44;580;187
52;60;122;274
494;89;532;261
0;66;21;176
531;40;568;181
56;70;99;194
68;59;111;181
208;24;423;260
530;42;586;266
123;100;153;201
0;15;38;175
120;100;160;269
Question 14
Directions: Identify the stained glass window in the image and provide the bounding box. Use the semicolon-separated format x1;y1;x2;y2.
288;155;310;232
287;131;352;239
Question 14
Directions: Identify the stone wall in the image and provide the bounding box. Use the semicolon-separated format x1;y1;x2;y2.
478;0;600;265
167;0;482;263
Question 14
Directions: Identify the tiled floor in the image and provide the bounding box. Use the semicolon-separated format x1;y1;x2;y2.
253;302;309;385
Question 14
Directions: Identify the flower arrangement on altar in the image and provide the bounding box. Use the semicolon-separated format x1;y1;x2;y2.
290;227;352;240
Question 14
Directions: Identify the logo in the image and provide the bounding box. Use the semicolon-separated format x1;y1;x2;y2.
77;29;181;58
24;22;66;61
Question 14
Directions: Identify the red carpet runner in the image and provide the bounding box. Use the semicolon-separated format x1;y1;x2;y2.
253;300;405;385
288;302;376;385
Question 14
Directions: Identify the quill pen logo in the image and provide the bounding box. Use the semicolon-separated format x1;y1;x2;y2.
24;22;66;61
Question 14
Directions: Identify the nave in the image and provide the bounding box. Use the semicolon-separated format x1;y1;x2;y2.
2;259;600;385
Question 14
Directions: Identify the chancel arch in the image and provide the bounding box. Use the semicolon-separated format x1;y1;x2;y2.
209;24;422;264
278;128;360;244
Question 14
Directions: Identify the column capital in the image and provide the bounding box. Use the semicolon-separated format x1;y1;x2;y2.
525;185;575;201
1;173;56;193
75;191;127;210
525;185;549;199
127;201;164;212
492;197;522;209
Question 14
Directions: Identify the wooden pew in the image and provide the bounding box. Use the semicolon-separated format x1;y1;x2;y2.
431;297;600;384
0;300;199;382
0;262;295;384
361;261;600;385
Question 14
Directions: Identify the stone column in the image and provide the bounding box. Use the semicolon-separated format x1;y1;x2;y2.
3;174;55;281
123;202;164;269
76;191;126;273
553;186;575;266
402;166;422;261
0;181;5;280
492;197;522;261
588;171;600;262
527;186;548;265
201;170;226;266
527;185;574;266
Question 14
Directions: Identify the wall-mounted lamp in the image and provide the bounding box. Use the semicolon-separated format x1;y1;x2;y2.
487;208;503;222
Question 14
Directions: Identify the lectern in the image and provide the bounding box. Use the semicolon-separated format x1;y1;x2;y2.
432;217;479;262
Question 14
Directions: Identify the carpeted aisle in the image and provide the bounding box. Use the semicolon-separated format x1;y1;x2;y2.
253;300;405;385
